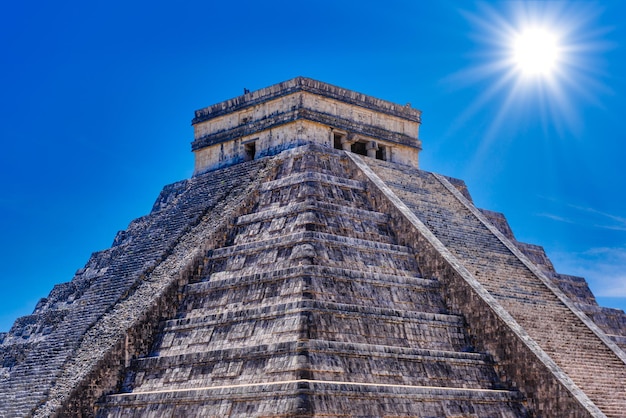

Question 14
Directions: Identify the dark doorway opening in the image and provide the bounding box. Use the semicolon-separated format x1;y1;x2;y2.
244;142;256;161
376;145;386;161
333;133;343;150
350;141;367;156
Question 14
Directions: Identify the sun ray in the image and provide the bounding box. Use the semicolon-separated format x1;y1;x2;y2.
449;1;612;145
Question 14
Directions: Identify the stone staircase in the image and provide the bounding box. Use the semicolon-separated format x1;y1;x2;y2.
363;156;626;417
0;158;270;417
96;149;528;417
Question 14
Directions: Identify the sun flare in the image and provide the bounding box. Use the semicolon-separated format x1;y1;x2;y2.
512;28;560;76
451;1;610;142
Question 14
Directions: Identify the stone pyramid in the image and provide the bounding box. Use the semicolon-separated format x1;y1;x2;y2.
1;77;626;417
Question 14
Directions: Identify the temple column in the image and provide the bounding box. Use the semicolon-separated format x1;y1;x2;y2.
341;136;355;151
366;141;379;158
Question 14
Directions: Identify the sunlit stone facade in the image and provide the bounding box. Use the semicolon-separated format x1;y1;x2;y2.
191;77;422;174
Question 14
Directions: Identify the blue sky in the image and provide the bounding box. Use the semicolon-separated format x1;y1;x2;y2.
1;0;625;331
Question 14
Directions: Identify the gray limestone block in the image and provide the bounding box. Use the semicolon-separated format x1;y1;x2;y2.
480;209;516;241
150;179;189;213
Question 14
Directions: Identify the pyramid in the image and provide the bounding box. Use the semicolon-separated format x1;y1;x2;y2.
1;77;626;417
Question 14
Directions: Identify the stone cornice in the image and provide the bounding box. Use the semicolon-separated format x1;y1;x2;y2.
191;108;421;151
192;77;421;125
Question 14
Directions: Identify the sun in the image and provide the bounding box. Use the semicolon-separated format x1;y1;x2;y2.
512;28;561;76
449;1;610;141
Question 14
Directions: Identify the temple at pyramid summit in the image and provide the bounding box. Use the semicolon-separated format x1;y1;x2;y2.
2;77;626;417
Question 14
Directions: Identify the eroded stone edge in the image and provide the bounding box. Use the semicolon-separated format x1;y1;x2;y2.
32;158;279;418
347;152;604;418
433;171;626;366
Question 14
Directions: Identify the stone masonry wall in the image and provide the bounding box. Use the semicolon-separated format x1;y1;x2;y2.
95;145;528;417
46;159;280;417
480;204;626;352
4;142;625;416
191;77;422;174
0;156;277;418
348;153;603;417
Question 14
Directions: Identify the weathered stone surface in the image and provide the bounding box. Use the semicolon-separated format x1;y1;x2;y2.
358;154;626;416
191;77;422;174
1;79;625;417
0;156;275;417
480;206;626;352
94;147;527;417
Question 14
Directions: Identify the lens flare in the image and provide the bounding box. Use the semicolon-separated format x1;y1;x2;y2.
513;28;560;76
445;1;610;144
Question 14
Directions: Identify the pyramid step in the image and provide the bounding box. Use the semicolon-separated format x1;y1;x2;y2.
260;171;366;193
232;200;397;245
155;300;470;356
180;266;446;316
256;174;372;212
207;255;418;281
125;339;500;394
140;340;492;372
188;266;433;294
97;381;527;418
205;231;421;278
276;150;356;179
210;231;413;259
166;300;466;330
235;199;389;226
233;212;397;246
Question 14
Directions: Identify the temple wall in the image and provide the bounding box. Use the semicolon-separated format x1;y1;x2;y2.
193;117;419;175
193;121;326;174
193;91;419;142
191;78;422;175
299;92;419;137
193;94;302;139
